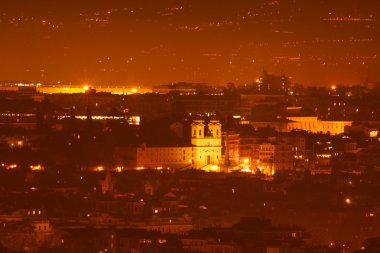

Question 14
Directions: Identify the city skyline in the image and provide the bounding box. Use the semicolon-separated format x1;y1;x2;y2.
1;2;380;250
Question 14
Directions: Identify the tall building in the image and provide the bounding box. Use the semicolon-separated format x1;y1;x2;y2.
222;131;240;167
191;120;222;169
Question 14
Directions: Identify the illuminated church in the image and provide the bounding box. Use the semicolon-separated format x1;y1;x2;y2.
136;120;222;171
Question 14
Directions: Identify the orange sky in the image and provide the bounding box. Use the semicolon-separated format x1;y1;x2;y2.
0;0;379;87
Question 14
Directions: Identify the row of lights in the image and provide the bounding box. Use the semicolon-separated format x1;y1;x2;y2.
1;163;44;171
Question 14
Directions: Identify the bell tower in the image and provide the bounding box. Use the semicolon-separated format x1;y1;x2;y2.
208;120;221;138
190;119;222;170
191;120;205;146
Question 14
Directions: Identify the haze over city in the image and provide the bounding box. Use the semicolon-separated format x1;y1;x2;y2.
2;1;380;253
1;0;379;86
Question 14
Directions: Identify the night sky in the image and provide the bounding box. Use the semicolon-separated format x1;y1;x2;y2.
0;0;379;86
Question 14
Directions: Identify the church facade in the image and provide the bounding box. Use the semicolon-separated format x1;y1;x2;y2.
136;120;222;170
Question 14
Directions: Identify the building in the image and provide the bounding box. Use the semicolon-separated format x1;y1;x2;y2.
239;136;261;161
240;94;284;117
181;237;237;253
173;94;240;119
277;132;307;171
250;116;352;135
136;120;222;171
257;143;293;175
136;146;193;170
222;131;240;167
138;214;193;235
191;120;222;170
286;116;352;135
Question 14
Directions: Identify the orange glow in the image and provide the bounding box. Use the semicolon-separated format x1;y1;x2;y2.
210;165;219;172
239;157;253;173
30;165;44;171
317;154;332;158
5;164;18;170
129;116;141;125
240;168;252;173
201;164;220;172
